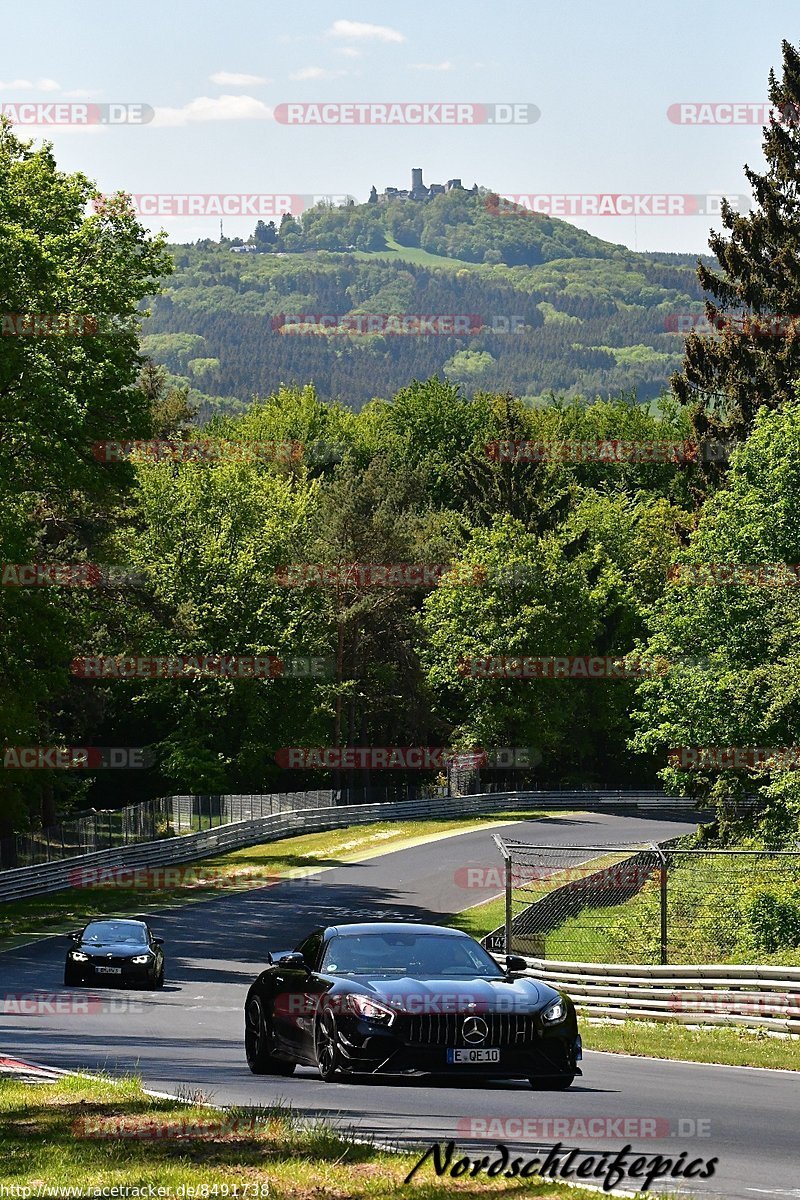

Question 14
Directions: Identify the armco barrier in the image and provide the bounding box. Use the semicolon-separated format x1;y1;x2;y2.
508;956;800;1036
0;790;697;904
0;790;344;869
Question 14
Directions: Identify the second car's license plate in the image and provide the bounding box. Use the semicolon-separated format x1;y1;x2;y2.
95;966;122;974
447;1048;500;1063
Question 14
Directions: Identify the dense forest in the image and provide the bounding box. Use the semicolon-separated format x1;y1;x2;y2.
5;39;800;867
141;192;714;413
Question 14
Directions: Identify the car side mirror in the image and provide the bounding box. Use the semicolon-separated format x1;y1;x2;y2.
505;954;528;973
153;937;164;946
67;931;80;941
264;952;273;965
277;952;308;971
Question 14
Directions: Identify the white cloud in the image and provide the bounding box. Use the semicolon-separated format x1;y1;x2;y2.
326;19;406;43
410;61;454;72
209;71;269;86
151;94;273;127
289;66;347;81
0;77;60;91
62;88;103;98
337;47;362;59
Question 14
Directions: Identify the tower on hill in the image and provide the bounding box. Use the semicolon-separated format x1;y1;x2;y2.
373;169;469;204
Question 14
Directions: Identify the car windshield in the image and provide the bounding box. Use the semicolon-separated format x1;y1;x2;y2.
82;921;147;945
320;932;503;977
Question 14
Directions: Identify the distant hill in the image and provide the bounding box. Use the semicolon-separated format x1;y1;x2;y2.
141;190;715;417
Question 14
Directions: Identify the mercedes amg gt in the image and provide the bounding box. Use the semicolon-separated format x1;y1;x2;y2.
64;918;165;989
244;922;581;1087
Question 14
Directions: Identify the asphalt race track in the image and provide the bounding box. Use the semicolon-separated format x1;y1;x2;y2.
2;810;798;1199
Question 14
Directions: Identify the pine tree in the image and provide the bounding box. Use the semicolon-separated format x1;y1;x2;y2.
673;39;800;480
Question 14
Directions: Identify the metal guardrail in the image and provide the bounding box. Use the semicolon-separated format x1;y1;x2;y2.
1;786;692;870
507;955;800;1035
0;790;696;903
0;789;367;870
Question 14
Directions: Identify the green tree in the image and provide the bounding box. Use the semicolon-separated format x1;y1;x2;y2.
109;452;325;793
420;517;597;774
630;399;800;843
254;219;277;247
0;119;171;835
307;455;446;771
420;490;683;786
673;40;800;473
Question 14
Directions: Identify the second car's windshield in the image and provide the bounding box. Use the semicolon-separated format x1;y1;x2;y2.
320;933;503;977
82;922;146;944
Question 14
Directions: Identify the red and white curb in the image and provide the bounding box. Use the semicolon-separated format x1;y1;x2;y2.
0;1053;66;1082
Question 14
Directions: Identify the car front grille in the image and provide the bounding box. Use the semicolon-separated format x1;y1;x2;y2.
402;1011;538;1047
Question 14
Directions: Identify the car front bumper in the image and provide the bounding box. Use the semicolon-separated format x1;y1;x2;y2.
68;958;157;985
332;1016;582;1078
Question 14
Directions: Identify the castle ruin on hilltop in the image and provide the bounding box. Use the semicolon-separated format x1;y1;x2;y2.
369;168;476;204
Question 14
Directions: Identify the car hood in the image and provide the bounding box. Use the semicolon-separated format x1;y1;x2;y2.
77;942;150;957
349;974;559;1014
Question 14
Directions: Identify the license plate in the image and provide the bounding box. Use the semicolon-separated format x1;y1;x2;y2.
94;966;122;975
447;1048;500;1064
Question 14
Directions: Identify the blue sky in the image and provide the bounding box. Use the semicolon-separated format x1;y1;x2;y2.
2;0;797;253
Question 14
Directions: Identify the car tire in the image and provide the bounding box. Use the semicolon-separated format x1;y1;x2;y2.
150;964;165;990
529;1074;576;1090
245;996;296;1076
63;966;82;988
315;1009;343;1083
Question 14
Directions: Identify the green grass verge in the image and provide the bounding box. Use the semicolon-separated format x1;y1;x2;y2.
448;894;508;941
585;1020;800;1070
538;896;643;963
0;1072;647;1198
0;809;559;951
534;877;800;968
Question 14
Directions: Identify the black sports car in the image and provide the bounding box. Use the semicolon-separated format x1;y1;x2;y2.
64;918;165;989
244;922;581;1087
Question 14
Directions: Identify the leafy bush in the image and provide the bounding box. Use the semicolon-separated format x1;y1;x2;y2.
603;856;800;964
744;883;800;953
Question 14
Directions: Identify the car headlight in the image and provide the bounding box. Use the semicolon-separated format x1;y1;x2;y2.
131;955;151;964
542;998;568;1024
346;995;396;1024
70;951;89;962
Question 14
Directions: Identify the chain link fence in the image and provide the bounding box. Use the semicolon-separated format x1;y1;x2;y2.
0;782;437;870
485;839;800;965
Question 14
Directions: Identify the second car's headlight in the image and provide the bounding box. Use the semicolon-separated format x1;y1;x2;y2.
131;955;151;964
542;998;568;1024
70;951;89;962
346;995;396;1024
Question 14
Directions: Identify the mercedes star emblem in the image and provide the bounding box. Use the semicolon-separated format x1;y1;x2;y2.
462;1015;488;1044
